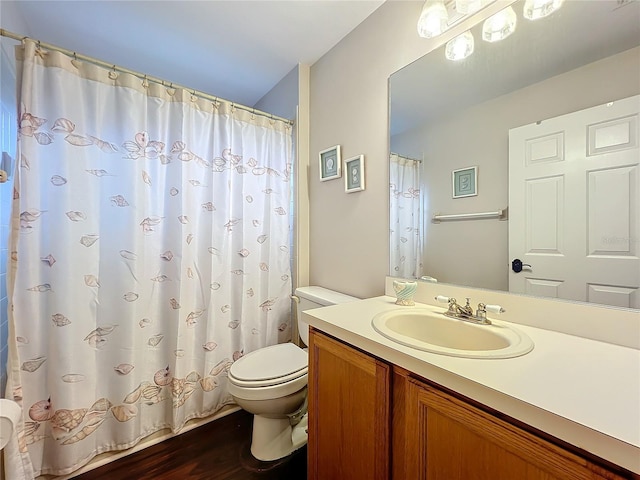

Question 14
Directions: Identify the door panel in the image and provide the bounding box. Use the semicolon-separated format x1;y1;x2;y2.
588;166;636;256
308;330;390;480
525;176;563;255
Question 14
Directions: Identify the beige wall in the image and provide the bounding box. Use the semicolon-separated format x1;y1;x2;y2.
308;0;514;298
391;47;640;291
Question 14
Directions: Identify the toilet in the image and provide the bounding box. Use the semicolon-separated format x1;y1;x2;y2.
227;286;358;461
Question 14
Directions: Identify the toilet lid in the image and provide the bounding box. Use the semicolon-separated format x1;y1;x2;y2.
229;343;308;383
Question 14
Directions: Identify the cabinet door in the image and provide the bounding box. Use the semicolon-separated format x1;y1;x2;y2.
308;329;390;480
403;379;623;480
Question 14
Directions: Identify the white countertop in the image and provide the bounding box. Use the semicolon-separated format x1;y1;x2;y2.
303;296;640;474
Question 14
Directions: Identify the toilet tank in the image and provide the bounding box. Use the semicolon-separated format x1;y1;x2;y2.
294;286;359;346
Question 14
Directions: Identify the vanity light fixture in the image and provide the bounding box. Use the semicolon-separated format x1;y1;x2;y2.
417;0;449;38
482;6;517;42
445;30;475;61
523;0;564;20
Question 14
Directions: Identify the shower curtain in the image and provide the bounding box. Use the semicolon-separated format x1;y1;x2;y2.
5;39;293;478
389;153;423;279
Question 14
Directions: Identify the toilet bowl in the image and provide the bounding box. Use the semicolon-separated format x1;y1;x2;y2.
227;286;358;461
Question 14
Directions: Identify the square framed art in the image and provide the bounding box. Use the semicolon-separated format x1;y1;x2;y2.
319;145;341;181
344;155;365;193
452;166;477;198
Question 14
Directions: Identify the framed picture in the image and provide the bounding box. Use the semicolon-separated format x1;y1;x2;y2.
344;155;365;193
452;166;477;198
319;145;341;181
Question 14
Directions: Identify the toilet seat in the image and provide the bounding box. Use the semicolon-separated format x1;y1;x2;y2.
228;343;309;400
229;343;307;387
229;367;307;388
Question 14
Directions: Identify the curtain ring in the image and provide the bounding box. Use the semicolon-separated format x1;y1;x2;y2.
34;39;45;58
141;75;149;88
166;83;175;96
108;65;118;80
71;52;80;69
191;90;197;102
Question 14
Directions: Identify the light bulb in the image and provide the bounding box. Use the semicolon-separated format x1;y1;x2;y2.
417;0;449;38
482;6;517;42
523;0;564;20
445;31;475;61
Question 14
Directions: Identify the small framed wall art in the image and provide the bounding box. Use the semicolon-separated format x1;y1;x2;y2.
319;145;341;181
344;154;365;193
452;166;477;198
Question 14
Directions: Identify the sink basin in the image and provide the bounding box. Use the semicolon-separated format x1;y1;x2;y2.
372;308;534;359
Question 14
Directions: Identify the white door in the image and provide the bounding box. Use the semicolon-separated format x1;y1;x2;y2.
509;95;640;309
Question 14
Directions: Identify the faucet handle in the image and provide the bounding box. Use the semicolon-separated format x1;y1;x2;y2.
485;304;505;314
476;303;505;315
475;303;505;322
435;295;459;315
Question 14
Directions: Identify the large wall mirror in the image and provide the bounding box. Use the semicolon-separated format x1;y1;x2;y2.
389;0;640;309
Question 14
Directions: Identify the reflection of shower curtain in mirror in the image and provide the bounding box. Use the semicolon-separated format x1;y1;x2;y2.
5;39;293;478
389;153;423;279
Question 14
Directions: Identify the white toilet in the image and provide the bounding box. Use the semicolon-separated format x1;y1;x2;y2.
227;286;358;461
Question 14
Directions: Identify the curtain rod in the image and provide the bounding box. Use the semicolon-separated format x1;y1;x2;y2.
391;152;422;162
0;28;294;126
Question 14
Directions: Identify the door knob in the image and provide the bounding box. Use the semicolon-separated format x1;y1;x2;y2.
511;258;531;273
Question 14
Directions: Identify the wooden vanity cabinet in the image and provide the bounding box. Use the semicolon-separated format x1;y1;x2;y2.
309;328;629;480
393;370;626;480
308;328;391;480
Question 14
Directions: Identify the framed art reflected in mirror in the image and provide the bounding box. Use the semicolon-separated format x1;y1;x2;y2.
452;166;477;198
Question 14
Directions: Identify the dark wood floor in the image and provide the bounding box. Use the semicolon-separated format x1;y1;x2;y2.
75;410;307;480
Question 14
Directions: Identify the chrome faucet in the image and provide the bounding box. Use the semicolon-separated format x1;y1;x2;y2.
435;296;505;325
448;297;474;317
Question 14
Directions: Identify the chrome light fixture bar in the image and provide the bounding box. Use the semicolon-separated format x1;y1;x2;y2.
455;0;494;15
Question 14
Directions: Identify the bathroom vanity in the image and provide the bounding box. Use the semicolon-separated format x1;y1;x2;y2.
304;287;640;480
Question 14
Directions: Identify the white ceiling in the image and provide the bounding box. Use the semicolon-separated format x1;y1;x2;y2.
4;0;386;108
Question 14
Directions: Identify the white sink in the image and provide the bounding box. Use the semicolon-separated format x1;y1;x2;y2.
372;308;534;359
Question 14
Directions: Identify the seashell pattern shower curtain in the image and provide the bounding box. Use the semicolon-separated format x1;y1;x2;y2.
389;153;423;279
5;39;293;478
